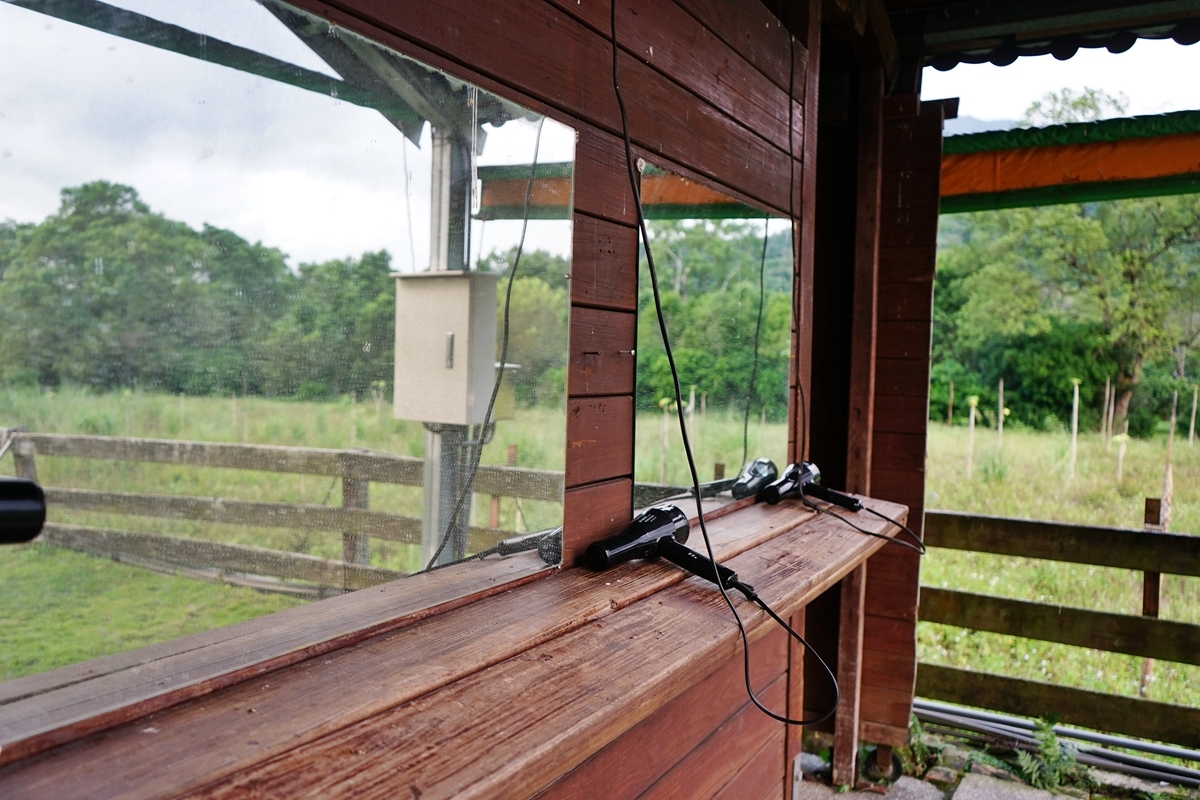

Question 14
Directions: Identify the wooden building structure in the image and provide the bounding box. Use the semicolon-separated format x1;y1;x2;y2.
2;0;1199;797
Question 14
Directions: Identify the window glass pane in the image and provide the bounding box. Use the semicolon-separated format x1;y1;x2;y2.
0;0;572;680
633;166;793;509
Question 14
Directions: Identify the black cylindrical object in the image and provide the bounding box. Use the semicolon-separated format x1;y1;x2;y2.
760;462;820;505
586;505;689;571
731;457;778;500
0;477;46;544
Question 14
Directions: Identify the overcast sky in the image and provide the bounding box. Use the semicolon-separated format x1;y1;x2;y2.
922;37;1200;124
0;0;575;270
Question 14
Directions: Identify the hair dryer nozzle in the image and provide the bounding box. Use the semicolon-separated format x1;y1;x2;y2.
731;458;778;500
760;462;820;505
0;478;46;545
586;505;689;571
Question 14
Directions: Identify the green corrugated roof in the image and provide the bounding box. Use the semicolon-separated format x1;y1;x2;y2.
943;109;1200;155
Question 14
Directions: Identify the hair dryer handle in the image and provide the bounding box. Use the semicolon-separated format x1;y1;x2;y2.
656;537;740;590
802;482;862;511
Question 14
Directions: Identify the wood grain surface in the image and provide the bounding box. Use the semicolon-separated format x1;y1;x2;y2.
570;213;639;310
0;501;903;799
568;306;637;397
535;627;787;800
566;396;635;487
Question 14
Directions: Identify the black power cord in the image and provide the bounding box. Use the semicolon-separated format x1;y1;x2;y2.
422;117;546;572
740;215;770;472
802;499;927;556
611;1;837;727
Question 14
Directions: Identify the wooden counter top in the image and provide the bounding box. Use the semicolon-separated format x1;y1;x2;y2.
0;497;906;799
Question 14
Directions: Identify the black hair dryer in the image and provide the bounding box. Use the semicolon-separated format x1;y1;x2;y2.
586;504;743;591
586;505;689;571
760;461;821;505
731;458;778;500
1;478;46;544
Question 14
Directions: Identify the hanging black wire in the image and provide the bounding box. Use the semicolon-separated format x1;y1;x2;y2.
740;215;771;471
611;0;837;726
422;118;546;572
802;499;927;556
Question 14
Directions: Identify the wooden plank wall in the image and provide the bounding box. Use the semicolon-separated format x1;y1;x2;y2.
859;97;945;747
536;627;790;800
290;0;808;567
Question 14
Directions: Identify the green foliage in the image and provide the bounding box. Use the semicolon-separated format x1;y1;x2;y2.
898;715;938;777
261;250;394;399
0;181;573;408
1014;717;1079;791
636;221;793;418
934;193;1200;435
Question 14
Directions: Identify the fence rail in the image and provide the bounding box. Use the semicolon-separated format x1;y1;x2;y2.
5;431;564;594
918;510;1200;749
18;433;564;502
40;523;403;593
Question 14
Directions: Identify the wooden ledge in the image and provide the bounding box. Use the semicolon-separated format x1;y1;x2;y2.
0;553;554;766
0;497;906;799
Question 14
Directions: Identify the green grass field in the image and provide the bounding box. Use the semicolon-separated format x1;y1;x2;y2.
3;388;1199;719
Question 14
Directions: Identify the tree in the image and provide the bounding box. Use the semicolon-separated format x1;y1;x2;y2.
262;251;395;399
0;182;293;394
1021;87;1127;127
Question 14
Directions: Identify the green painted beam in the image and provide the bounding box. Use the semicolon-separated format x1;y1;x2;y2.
941;173;1200;213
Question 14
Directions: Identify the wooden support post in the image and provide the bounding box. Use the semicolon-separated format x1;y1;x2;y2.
844;67;884;496
712;462;725;481
947;380;954;425
832;563;867;787
997;377;1004;452
13;436;38;483
1141;497;1165;697
341;478;369;566
786;606;807;800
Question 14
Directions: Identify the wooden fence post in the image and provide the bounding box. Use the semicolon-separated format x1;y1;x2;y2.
1069;379;1081;480
490;445;519;530
1140;498;1166;697
342;478;369;566
13;435;38;483
997;377;1004;452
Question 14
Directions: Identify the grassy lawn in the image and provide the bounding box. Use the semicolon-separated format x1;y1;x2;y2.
922;421;1200;710
0;544;300;680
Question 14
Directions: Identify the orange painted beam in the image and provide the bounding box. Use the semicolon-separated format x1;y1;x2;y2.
941;132;1200;198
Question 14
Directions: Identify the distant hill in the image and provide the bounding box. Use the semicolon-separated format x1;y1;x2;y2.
944;116;1019;135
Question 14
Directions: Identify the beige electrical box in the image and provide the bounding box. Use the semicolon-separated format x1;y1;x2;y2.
393;271;498;425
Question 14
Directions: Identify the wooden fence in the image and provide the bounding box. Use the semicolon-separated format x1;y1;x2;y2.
918;510;1200;749
4;431;564;596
